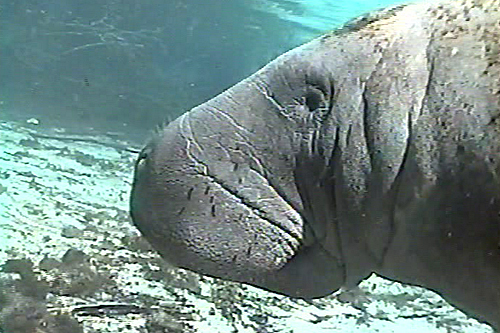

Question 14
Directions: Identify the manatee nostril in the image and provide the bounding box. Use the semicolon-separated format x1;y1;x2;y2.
211;204;216;217
135;147;150;169
204;185;210;195
210;196;214;204
138;148;149;160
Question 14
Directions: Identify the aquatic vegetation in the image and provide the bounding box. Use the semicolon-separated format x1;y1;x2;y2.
0;260;83;333
2;258;49;300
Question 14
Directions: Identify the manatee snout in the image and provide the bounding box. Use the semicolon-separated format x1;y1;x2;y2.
130;117;287;274
130;108;345;298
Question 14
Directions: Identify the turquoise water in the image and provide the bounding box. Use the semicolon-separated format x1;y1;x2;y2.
256;0;412;38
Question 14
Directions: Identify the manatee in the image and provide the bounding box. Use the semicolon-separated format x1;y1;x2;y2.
130;0;500;329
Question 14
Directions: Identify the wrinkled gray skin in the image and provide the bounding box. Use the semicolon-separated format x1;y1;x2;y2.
130;0;500;330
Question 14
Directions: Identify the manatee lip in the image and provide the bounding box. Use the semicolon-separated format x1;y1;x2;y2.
131;114;331;281
173;112;306;249
131;148;303;267
133;146;150;174
196;171;304;248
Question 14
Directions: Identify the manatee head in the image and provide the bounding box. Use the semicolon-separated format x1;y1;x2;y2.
129;1;500;330
130;42;350;298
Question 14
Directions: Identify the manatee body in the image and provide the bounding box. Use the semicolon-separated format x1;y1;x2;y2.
130;0;500;329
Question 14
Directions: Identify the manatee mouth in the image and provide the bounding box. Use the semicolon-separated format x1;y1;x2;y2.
178;111;305;244
130;110;344;298
130;113;305;278
183;172;305;274
196;170;305;250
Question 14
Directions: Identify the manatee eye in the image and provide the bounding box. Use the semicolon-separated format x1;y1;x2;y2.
305;86;325;112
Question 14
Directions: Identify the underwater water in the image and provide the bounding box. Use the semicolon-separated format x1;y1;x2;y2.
255;0;410;37
0;0;497;332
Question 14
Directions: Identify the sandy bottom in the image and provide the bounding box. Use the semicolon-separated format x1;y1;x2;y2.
0;119;493;333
